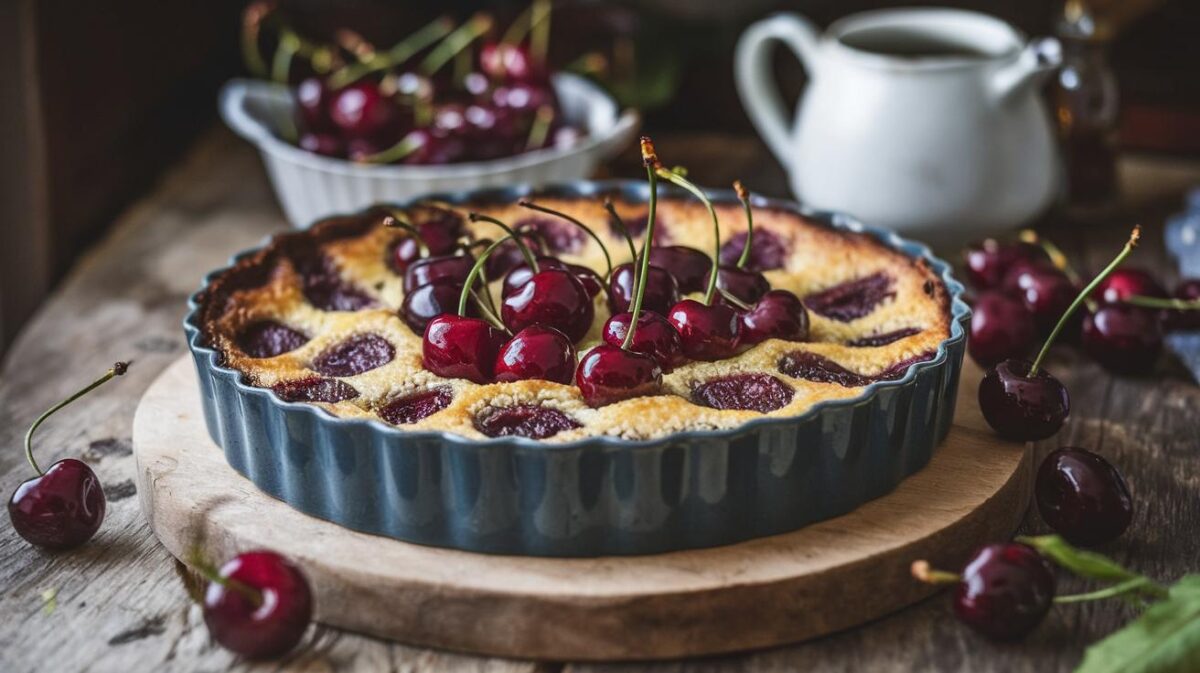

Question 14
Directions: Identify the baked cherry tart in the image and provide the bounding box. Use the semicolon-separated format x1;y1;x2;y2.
194;138;954;442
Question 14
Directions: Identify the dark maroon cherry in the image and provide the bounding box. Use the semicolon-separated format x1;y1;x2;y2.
848;327;921;347
272;377;359;403
474;404;581;439
608;263;680;315
295;77;333;131
502;269;594;343
388;237;422;275
329;81;401;140
968;292;1036;367
1165;278;1200;331
298;132;343;157
712;266;770;305
692;374;794;412
9;459;105;551
515;216;586;255
602;311;685;372
237;321;309;358
804;272;895;322
648;246;711;294
953;543;1055;640
403;254;475;294
963;239;1049;291
718;228;789;272
479;42;545;83
1082;304;1162;375
978;359;1069;441
311;333;394;377
484;233;546;279
401;127;467;165
502;256;567;298
1093;268;1167;305
8;362;128;549
575;344;663;408
202;550;313;659
1036;447;1133;546
1004;266;1077;334
565;263;604;299
410;207;467;256
494;325;576;384
740;290;809;346
668;299;741;361
401;280;478;334
422;315;508;384
379;388;452;425
491;82;557;114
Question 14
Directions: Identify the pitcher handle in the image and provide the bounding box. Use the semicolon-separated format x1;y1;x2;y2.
990;37;1062;104
736;14;821;167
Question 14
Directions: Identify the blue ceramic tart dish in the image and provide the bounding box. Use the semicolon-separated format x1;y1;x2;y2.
184;180;970;557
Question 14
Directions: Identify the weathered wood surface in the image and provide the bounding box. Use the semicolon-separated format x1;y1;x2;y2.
1;129;1199;672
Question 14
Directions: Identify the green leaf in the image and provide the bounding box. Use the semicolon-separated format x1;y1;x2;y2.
1019;536;1166;597
1075;576;1200;673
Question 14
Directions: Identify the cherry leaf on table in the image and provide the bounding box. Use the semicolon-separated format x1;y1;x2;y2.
1019;535;1166;596
1075;575;1200;673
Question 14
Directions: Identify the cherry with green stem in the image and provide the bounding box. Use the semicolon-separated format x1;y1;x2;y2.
978;227;1141;441
9;362;130;549
525;105;555;150
469;212;541;273
420;13;495;77
734;180;754;270
326;17;455;89
517;199;614;280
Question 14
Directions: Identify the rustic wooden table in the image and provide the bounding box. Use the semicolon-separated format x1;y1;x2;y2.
2;130;1198;673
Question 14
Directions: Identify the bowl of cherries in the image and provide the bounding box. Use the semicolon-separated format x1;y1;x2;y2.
220;2;640;228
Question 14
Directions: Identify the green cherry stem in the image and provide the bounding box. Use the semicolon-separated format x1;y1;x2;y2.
380;212;429;256
359;133;422;165
240;1;273;78
910;560;961;586
456;236;514;330
271;29;302;84
468;213;540;272
187;548;263;608
734;180;754;270
517;200;613;279
1053;577;1163;604
717;288;752;310
420;13;494;76
642;138;722;306
25;362;131;476
1029;226;1141;376
602;198;639;261
1020;229;1084;288
622;157;659;351
530;0;552;65
327;17;455;89
1124;295;1200;311
525;105;555;151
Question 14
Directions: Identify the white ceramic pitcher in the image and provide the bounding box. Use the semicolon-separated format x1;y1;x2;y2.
736;8;1063;247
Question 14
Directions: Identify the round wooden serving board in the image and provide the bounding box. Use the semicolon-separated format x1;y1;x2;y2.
134;356;1029;661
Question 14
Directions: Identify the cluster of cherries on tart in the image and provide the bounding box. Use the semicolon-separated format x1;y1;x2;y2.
246;2;583;165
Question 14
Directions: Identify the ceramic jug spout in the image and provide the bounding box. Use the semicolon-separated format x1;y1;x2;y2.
990;37;1062;104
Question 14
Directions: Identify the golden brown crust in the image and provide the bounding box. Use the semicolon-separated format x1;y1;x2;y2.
197;193;952;441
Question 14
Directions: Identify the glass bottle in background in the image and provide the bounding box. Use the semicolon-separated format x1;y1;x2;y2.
1054;0;1120;213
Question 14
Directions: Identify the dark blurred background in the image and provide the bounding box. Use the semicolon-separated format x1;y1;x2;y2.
1;0;1197;354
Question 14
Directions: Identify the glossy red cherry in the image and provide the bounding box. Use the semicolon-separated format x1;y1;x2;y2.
1165;278;1200;331
968;292;1036;367
712;266;770;305
608;263;680;315
668;299;741;361
401;280;478;334
648;246;711;294
494;325;576;384
503;257;603;299
575;344;663;408
964;239;1049;290
740;290;809;346
1004;265;1077;334
8;362;128;549
9;459;105;551
295;77;333;131
411;208;466;256
1082;303;1162;374
602;311;685;372
202;550;313;659
1036;448;1133;546
978;359;1070;441
484;233;546;278
501;269;594;343
422;315;508;384
953;543;1055;640
1093;268;1167;305
403;254;474;294
329;81;402;140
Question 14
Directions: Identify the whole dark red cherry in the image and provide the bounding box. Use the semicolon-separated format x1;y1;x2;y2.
608;263;680;315
1005;266;1077;334
969;292;1036;367
412;209;466;256
329;81;401;140
648;246;711;294
712;266;771;305
491;82;556;115
502;269;594;343
298;132;343;157
1036;448;1133;546
1165;278;1200;331
502;256;567;297
602;311;686;372
401;280;478;334
964;239;1048;290
404;254;474;294
1093;268;1167;304
422;315;508;384
978;359;1070;441
203;550;313;659
953;543;1055;640
668;299;741;361
494;325;576;384
575;344;663;408
740;290;809;346
484;233;545;278
388;237;422;274
295;76;333;131
9;459;105;550
1082;303;1162;375
479;42;544;83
